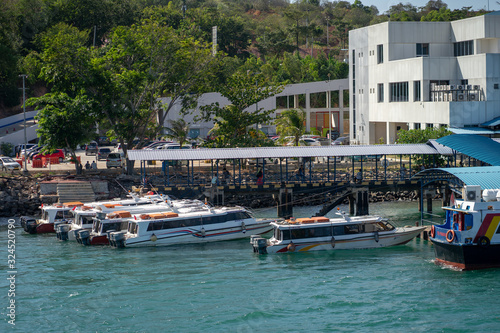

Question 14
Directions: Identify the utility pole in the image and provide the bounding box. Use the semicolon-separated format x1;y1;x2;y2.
19;74;28;173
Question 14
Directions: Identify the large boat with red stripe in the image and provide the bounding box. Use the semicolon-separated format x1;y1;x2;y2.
251;209;425;254
429;186;500;270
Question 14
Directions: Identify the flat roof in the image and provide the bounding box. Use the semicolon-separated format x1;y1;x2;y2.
128;143;445;161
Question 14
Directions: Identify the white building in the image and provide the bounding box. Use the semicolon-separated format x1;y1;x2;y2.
162;79;349;140
349;11;500;145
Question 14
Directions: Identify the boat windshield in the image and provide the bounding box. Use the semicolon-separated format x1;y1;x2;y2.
93;220;101;233
55;209;72;220
128;222;138;234
78;214;94;226
102;221;128;233
364;222;395;232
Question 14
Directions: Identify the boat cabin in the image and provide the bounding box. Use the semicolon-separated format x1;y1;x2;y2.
127;210;253;236
273;220;395;241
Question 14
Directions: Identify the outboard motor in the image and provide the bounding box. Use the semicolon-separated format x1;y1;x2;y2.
77;230;90;245
68;229;79;241
56;224;70;241
109;231;126;248
252;237;268;254
24;219;38;234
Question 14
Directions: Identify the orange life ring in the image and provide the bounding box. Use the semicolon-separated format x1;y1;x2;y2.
429;225;435;238
446;229;455;243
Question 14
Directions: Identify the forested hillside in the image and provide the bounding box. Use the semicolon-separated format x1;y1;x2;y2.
0;0;488;116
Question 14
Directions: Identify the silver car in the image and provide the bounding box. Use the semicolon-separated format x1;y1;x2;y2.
106;153;123;168
0;157;21;171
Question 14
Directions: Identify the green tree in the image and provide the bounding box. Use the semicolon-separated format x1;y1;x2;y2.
90;16;222;172
396;126;452;144
22;23;96;173
0;0;22;107
274;108;306;146
28;92;96;173
396;127;452;166
164;118;190;148
196;70;283;148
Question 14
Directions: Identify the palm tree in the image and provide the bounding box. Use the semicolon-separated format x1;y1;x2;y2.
274;109;306;146
164;118;189;147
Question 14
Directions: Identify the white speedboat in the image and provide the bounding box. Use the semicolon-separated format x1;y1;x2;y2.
251;210;425;254
22;201;83;234
25;192;168;235
75;199;207;245
63;200;185;241
109;205;276;248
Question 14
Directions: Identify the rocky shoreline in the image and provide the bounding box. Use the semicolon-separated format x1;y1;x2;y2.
0;174;437;217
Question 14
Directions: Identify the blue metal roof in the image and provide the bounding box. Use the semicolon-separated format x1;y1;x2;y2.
412;166;500;190
481;116;500;127
447;127;497;135
436;135;500;166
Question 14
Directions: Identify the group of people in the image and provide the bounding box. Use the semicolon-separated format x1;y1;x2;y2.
84;160;97;170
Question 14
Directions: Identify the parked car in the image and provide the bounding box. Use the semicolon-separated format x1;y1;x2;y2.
332;136;350;145
0;157;21;171
97;147;112;160
143;141;171;150
97;136;110;145
85;141;98;155
16;144;36;157
114;143;127;153
158;143;192;150
106;153;123;168
300;138;321;146
27;146;44;160
32;149;65;163
19;144;38;157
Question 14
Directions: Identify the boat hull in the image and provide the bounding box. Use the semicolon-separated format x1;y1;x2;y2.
36;223;55;234
265;227;424;254
432;239;500;270
124;223;272;247
90;235;109;246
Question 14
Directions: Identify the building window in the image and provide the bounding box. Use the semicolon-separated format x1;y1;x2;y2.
426;123;433;129
416;43;429;57
343;90;349;108
413;81;421;102
377;44;383;64
389;82;409;102
414;123;421;130
310;92;326;108
454;40;474;57
377;83;384;102
331;91;339;108
276;95;294;109
298;94;306;108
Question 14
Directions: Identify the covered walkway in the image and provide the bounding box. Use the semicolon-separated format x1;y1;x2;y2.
128;143;454;187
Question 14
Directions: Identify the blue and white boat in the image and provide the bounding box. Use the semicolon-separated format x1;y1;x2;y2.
429;186;500;270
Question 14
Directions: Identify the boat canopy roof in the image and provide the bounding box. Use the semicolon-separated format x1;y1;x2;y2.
412;166;500;190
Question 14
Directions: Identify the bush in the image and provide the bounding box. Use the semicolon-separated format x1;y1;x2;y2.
0;142;15;157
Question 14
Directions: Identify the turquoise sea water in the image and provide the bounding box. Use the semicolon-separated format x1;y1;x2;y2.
1;201;500;332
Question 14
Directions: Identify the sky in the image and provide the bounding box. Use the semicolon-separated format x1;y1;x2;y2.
360;0;498;14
